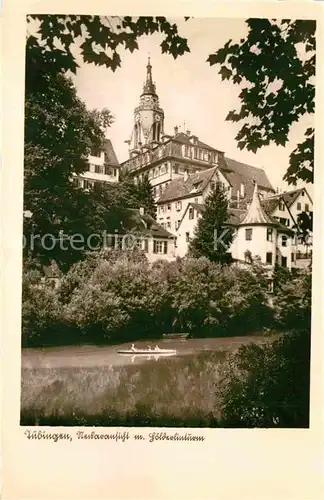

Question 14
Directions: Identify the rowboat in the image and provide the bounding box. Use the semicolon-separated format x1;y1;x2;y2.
117;344;177;356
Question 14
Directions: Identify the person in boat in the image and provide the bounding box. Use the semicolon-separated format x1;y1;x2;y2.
147;345;152;351
131;344;135;352
154;345;160;351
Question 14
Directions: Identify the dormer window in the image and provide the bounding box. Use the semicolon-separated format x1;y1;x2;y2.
279;201;285;211
189;207;194;220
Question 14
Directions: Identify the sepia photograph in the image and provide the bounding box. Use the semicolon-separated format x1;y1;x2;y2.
21;14;314;429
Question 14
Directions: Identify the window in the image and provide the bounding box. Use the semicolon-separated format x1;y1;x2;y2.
159;185;163;195
114;169;117;177
279;201;285;211
159;206;164;214
153;240;167;254
302;191;305;196
305;203;309;212
266;228;273;242
89;164;95;173
167;221;171;229
173;164;179;174
104;166;112;175
266;252;273;264
279;217;287;226
73;178;79;186
297;202;301;211
281;234;288;247
189;207;194;220
210;182;215;191
245;228;252;241
194;198;198;203
185;232;190;242
281;256;287;268
91;147;101;157
95;165;100;173
240;183;245;198
175;220;181;230
176;201;182;211
291;253;295;263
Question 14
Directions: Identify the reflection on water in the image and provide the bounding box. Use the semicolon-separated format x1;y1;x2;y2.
22;335;267;369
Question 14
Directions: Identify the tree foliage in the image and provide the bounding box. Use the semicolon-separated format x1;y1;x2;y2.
207;19;315;185
189;183;234;263
221;328;310;427
27;15;190;75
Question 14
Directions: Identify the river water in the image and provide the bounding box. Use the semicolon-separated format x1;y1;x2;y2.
22;335;267;369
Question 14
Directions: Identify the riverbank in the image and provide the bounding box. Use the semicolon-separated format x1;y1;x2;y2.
21;329;310;428
21;334;274;427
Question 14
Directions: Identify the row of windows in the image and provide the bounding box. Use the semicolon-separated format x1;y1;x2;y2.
113;237;168;254
246;228;290;246
73;178;96;189
182;145;218;164
297;202;310;212
153;183;169;197
135;162;190;184
88;164;118;176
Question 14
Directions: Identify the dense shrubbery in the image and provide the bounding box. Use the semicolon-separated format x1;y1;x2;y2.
22;252;276;346
272;265;312;330
220;328;311;427
22;252;312;347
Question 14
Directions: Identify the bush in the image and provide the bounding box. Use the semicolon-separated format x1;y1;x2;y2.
220;328;311;427
22;271;70;347
170;258;272;337
273;268;311;330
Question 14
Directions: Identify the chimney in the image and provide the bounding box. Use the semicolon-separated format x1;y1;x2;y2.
184;170;189;182
174;126;178;135
186;130;191;136
139;207;145;216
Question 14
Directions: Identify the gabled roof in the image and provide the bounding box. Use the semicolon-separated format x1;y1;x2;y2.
157;167;217;203
102;138;119;166
219;157;274;199
124;208;175;239
280;187;313;207
240;183;275;226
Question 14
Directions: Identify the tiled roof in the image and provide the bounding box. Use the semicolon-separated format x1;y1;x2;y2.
124;208;175;239
189;203;204;214
261;197;280;214
173;132;220;152
220;157;274;199
158;167;217;203
226;208;246;225
102;138;119;166
280;188;304;207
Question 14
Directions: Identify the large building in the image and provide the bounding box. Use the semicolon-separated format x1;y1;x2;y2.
118;58;313;268
73;138;120;189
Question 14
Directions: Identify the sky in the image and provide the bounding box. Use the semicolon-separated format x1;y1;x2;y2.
70;17;313;194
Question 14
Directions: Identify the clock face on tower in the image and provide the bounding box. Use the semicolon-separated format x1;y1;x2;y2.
154;114;161;121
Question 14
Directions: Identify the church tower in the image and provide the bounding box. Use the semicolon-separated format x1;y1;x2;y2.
126;57;165;156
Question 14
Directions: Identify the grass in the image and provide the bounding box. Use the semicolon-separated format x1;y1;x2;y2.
21;350;232;427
